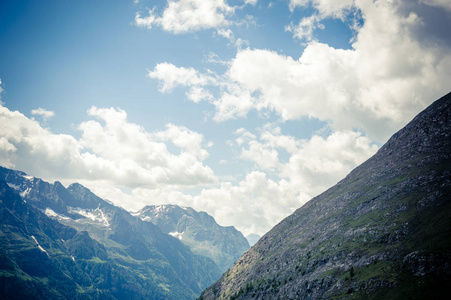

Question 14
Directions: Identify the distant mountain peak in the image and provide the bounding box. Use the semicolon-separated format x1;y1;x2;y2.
136;203;250;271
245;233;261;247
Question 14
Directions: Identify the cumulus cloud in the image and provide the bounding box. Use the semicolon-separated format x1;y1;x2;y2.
31;108;55;120
148;125;377;236
122;170;306;236
147;62;214;92
217;28;234;40
0;105;82;180
191;171;302;236
0;105;216;204
0;100;378;235
215;28;249;49
149;0;451;142
117;125;375;236
135;0;235;34
285;14;324;41
230;1;451;140
243;0;258;6
187;86;214;103
235;126;377;197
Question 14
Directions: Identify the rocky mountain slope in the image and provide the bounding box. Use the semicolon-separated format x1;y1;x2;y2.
135;205;249;271
200;93;451;299
0;167;227;299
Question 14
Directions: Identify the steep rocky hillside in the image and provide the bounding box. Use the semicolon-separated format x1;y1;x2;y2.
200;93;451;299
135;204;249;271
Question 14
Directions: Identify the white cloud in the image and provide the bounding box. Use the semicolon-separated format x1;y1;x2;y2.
147;62;259;118
31;107;55;120
155;125;374;236
148;62;214;92
79;106;216;187
165;171;305;236
135;8;157;29
240;139;281;171
175;127;375;236
154;123;210;160
243;0;258;6
0;105;83;180
0;105;216;201
150;0;451;142
135;0;235;34
187;86;214;103
0;101;378;236
216;28;249;49
280;130;377;196
235;126;377;196
285;14;324;41
212;88;255;121
217;28;234;40
88;126;377;237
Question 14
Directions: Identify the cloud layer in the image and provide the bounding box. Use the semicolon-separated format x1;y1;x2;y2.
0;101;377;235
149;0;451;142
0;105;216;194
138;0;451;235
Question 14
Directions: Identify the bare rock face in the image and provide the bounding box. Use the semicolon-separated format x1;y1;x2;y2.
200;92;451;300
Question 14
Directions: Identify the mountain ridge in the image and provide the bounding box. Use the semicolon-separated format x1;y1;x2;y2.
200;93;451;299
0;166;247;299
136;204;250;271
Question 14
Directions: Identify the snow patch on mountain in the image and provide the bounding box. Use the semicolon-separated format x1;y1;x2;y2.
31;235;50;257
69;206;110;226
20;187;31;198
6;183;19;190
169;231;184;240
45;208;70;220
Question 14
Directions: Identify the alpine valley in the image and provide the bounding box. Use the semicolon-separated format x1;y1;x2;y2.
0;167;249;299
1;92;450;299
200;93;451;299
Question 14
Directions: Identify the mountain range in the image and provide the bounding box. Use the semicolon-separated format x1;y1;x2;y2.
1;92;450;299
135;205;249;271
200;93;451;299
0;167;248;299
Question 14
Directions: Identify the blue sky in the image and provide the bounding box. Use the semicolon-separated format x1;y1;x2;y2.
1;0;450;236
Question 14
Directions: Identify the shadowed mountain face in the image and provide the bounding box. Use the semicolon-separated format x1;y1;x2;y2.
135;204;250;271
200;93;451;299
0;168;226;299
